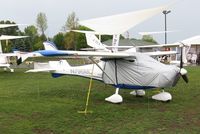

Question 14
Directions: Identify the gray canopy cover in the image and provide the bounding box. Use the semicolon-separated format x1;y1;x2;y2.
102;53;180;89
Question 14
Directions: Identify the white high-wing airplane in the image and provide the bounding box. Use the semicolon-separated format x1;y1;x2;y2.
0;24;28;72
21;3;188;103
24;41;188;103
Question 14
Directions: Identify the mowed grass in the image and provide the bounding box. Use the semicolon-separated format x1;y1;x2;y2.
0;67;200;134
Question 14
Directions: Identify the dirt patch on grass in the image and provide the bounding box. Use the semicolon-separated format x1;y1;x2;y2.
33;128;54;134
31;112;44;120
12;113;27;120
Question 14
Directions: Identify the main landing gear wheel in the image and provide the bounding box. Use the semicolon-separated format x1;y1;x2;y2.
10;69;14;72
130;90;145;97
152;91;172;102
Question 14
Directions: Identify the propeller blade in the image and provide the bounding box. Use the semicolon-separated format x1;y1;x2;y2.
180;46;183;68
179;45;189;83
182;75;189;83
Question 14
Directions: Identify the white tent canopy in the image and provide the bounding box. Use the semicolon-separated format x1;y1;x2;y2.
180;35;200;45
80;4;170;35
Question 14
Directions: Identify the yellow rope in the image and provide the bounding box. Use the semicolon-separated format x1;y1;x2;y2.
78;63;95;115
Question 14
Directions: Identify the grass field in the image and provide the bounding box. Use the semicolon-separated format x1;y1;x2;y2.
0;66;200;134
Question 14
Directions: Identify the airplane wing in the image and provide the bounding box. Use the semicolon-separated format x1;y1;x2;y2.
0;24;18;28
35;50;131;58
137;43;180;48
138;35;200;48
0;35;29;40
18;50;131;64
0;24;27;29
0;63;10;67
19;49;178;66
144;51;177;56
0;53;18;57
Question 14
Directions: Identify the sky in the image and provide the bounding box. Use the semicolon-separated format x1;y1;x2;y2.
0;0;199;44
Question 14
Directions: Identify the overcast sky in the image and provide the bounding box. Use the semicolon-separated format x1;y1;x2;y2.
0;0;199;43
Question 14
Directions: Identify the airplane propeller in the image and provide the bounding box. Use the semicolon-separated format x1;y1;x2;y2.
179;43;189;83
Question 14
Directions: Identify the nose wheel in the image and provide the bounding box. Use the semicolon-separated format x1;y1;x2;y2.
105;88;123;104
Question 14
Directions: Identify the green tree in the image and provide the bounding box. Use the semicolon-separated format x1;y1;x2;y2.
33;41;44;50
53;33;64;50
63;12;79;50
24;25;46;51
24;25;38;36
36;12;48;36
75;25;91;50
142;35;157;43
24;25;39;51
63;12;79;31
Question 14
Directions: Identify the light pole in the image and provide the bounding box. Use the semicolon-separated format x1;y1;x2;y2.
162;10;171;44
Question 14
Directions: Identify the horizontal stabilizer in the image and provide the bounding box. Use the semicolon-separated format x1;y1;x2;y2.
26;60;71;73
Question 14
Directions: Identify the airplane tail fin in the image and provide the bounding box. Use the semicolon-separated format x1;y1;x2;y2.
43;41;58;50
85;33;107;50
72;30;109;51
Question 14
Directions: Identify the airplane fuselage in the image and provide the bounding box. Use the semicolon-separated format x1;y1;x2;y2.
44;53;181;90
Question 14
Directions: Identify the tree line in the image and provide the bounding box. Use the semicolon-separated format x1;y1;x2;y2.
0;12;157;53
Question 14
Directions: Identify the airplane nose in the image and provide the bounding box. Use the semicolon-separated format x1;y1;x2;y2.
180;68;187;75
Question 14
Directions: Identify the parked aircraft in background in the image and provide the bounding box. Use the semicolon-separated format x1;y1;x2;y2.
0;24;28;72
137;35;200;64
